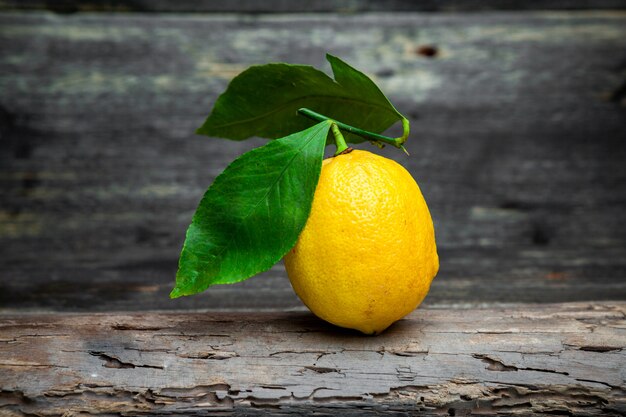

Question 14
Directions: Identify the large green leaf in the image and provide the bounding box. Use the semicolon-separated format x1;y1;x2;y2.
197;54;405;143
171;121;332;298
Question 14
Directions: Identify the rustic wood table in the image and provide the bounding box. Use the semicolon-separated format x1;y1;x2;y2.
1;2;625;415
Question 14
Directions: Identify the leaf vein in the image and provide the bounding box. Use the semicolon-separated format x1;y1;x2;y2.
211;123;328;279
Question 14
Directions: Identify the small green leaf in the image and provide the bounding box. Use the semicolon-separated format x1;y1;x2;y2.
171;120;332;298
198;54;404;143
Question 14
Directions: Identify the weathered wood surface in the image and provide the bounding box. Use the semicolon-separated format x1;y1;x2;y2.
3;0;626;13
1;11;626;311
0;303;624;416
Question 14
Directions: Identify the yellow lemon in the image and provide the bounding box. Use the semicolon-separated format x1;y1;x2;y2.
284;149;439;335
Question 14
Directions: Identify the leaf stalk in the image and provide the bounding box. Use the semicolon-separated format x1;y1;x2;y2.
298;108;409;153
331;123;348;155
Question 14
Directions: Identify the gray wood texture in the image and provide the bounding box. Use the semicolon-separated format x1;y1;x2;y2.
1;11;626;312
3;0;626;13
1;303;625;416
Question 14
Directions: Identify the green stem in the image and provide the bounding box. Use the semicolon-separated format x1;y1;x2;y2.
331;123;348;155
298;108;410;154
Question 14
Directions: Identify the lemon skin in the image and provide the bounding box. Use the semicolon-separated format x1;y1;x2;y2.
284;150;439;335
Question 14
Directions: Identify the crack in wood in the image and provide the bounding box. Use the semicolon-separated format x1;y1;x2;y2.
259;385;287;391
89;351;164;370
177;351;238;360
111;323;166;331
579;346;623;353
573;378;622;390
385;348;430;357
269;349;331;358
304;366;341;374
473;354;570;376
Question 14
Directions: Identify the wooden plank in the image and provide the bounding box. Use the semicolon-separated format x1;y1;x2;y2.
0;302;625;415
0;12;625;311
2;0;626;13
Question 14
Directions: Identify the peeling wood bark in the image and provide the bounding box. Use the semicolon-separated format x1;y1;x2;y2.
1;303;625;416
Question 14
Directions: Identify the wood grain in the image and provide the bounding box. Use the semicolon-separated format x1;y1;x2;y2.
2;0;626;13
0;12;625;311
1;303;625;416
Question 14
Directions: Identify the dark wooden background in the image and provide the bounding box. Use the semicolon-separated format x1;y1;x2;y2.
1;2;625;313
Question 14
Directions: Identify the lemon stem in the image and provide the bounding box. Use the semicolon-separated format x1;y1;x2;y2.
331;123;348;156
298;107;409;154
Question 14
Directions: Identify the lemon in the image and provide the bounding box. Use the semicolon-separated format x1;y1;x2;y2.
284;149;438;335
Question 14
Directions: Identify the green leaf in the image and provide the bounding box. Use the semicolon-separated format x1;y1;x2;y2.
171;120;332;298
198;54;405;143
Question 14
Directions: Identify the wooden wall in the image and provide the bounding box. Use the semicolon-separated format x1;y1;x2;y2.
0;6;625;311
